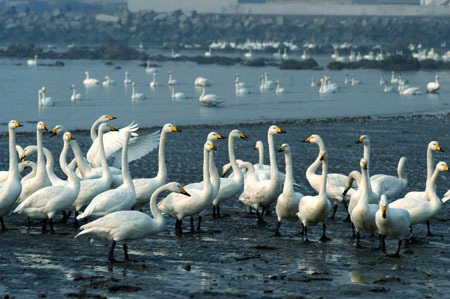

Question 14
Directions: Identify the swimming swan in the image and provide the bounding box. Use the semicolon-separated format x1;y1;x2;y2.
75;182;190;262
131;82;145;100
199;87;223;107
83;72;99;86
71;85;82;101
426;74;439;93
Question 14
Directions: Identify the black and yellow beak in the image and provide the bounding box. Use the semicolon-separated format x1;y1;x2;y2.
20;151;27;162
14;121;22;128
41;123;48;132
303;136;312;143
444;164;449;171
209;143;217;151
381;206;387;219
278;145;286;153
436;144;445;153
107;116;117;120
362;161;367;169
171;125;181;132
215;133;225;139
275;127;286;134
239;132;249;140
109;125;118;132
356;137;364;144
320;152;326;161
180;187;190;197
50;128;58;137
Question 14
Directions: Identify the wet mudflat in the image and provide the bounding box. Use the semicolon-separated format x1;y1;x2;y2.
1;114;450;298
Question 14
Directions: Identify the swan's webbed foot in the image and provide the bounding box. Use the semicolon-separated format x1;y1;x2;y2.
319;224;331;242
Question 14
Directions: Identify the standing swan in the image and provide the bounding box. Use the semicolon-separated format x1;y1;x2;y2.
132;124;181;208
14;132;80;234
275;144;303;236
298;152;331;242
77;131;136;220
158;142;215;234
0;120;23;232
76;182;190;262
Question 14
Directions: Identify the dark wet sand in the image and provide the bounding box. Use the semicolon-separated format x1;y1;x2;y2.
1;114;450;298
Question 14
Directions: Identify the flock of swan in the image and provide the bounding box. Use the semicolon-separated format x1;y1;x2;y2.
1;115;449;262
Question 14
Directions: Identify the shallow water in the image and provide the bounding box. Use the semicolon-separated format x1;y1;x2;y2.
0;51;449;133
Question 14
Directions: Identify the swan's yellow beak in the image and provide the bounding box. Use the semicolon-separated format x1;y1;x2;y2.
14;121;22;128
278;145;285;152
41;123;48;131
362;161;367;169
320;152;326;161
303;136;312;143
444;164;449;171
109;125;118;132
275;127;286;134
171;125;181;132
209;143;217;151
20;151;27;162
436;144;444;152
67;133;72;140
356;137;364;144
180;187;190;197
215;133;224;139
107;115;116;120
381;206;387;219
239;132;248;139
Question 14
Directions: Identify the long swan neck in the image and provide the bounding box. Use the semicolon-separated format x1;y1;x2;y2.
203;147;211;190
98;128;111;178
149;185;166;224
156;131;167;181
319;158;327;196
121;133;133;187
201;87;205;98
361;165;372;200
90;118;102;142
283;150;294;194
426;148;433;181
268;133;279;179
60;140;78;188
229;136;242;179
70;140;91;174
397;157;407;180
306;152;321;178
36;128;46;177
8;126;19;178
209;151;219;184
363;143;371;177
258;145;264;165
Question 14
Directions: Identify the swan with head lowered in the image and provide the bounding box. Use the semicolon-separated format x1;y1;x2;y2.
212;130;248;218
238;125;284;224
390;161;448;236
298;152;331;243
102;76;116;86
376;194;411;257
13;132;80;234
75;182;190;262
17;122;51;203
77;131;136;220
132;124;181;208
158;142;215;234
0;120;23;232
275;144;303;236
199;87;223;107
405;141;443;201
303;134;354;219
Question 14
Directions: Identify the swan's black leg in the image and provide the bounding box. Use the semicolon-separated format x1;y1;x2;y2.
319;223;331;242
303;226;310;244
109;240;118;263
197;216;202;231
330;203;338;219
190;217;195;232
0;217;7;233
41;219;48;234
175;219;183;235
275;221;281;236
49;219;55;234
387;240;402;258
355;232;363;249
123;244;130;261
257;207;266;224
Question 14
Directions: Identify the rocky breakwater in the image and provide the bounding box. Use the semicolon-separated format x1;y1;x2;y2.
1;8;450;48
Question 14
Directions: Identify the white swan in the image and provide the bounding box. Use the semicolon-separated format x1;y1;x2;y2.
194;77;213;87
351;74;362;86
399;81;421;95
131;82;145;100
235;82;250;96
204;47;212;57
384;83;394;93
199;86;223;107
70;123;116;217
405;141;443;201
303;134;353;219
132;124;181;208
297;152;331;242
83;71;99;86
77;131;136;220
75;182;190;262
0;145;26;183
20;161;37;185
311;76;316;87
13;132;80;234
244;48;252;59
212;130;248;218
275;80;285;95
102;76;116;86
390;71;398;84
150;73;158;88
171;86;187;100
390;161;448;236
27;55;37;66
168;71;177;86
18;122;51;203
263;72;274;89
350;158;379;248
238;125;284;223
282;48;289;60
22;145;66;187
235;73;247;88
426;74;440;93
275;144;303;236
0;120;23;232
158;142;215;233
86;115;160;170
375;194;411;257
171;49;180;58
145;61;156;74
71;85;82;101
39;87;54;107
124;71;132;84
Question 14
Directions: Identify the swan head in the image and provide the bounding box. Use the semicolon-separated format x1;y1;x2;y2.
278;143;290;153
163;123;181;133
99;115;117;122
166;182;190;197
436;161;449;172
205;141;217;152
50;125;67;137
254;140;263;150
37;121;48;132
360;158;368;170
63;132;74;142
356;135;370;145
429;141;444;153
132;82;136;87
9;120;22;129
229;129;248;140
379;194;388;219
98;123;117;134
207;132;225;142
269;125;285;135
303;134;322;144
